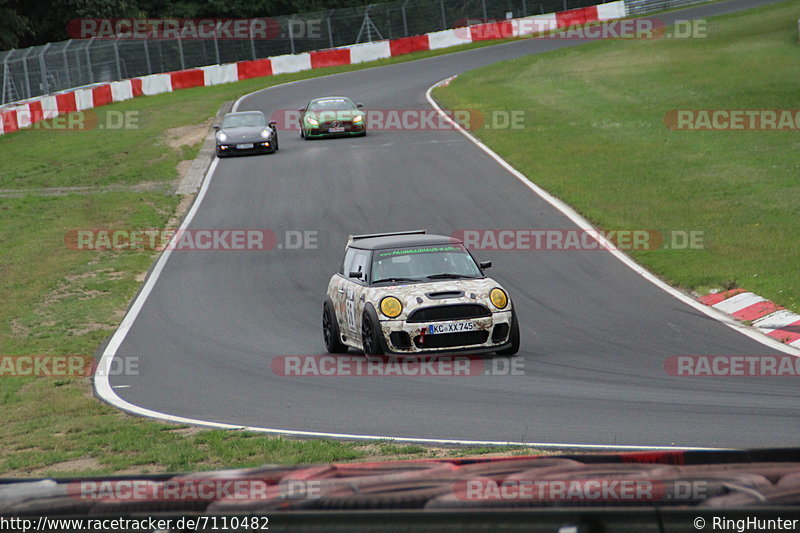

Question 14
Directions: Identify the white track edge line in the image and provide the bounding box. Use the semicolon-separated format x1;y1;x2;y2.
425;77;800;358
92;57;769;454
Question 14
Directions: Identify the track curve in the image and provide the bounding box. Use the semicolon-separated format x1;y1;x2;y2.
100;0;800;449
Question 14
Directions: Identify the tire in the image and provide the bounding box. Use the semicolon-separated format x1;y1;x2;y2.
496;309;520;356
361;310;384;357
323;300;348;354
273;135;279;152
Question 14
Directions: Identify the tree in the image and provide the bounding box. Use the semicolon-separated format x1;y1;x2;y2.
0;0;30;49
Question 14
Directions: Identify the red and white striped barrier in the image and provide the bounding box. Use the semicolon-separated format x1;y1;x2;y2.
0;1;626;135
699;289;800;348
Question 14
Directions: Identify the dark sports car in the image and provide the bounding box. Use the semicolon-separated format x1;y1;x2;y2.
214;111;278;157
298;96;366;139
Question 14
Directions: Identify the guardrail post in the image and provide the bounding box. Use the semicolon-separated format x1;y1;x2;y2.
1;49;14;104
248;19;256;62
482;0;488;21
289;15;296;54
21;48;33;99
327;10;335;48
440;0;447;30
366;5;373;42
39;43;51;94
177;33;185;70
214;21;221;64
113;36;122;80
62;40;72;87
84;38;94;84
143;38;152;74
401;0;409;36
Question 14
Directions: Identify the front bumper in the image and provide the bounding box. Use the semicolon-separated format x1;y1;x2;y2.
216;140;274;156
305;123;365;138
378;310;513;355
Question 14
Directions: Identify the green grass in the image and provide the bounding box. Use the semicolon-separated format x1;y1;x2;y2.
434;0;800;311
0;39;544;478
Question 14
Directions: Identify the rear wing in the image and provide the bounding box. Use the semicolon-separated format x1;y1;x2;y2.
348;229;426;245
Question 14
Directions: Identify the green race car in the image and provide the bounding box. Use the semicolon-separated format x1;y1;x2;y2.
298;96;367;139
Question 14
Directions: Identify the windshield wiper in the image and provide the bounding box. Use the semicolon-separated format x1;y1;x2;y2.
425;273;479;280
372;277;421;283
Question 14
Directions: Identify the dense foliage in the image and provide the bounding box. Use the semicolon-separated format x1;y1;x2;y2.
1;0;383;49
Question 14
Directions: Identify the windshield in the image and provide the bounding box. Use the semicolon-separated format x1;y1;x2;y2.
309;98;356;111
371;244;483;283
221;113;266;128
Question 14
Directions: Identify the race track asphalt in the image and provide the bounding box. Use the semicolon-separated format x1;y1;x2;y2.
105;0;800;448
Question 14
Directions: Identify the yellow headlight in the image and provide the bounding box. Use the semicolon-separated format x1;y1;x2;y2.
490;288;508;309
306;116;319;126
353;114;363;123
380;296;403;318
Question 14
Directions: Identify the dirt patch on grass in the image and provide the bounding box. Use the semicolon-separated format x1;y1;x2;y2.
24;457;103;476
165;426;206;438
163;121;212;151
351;444;554;463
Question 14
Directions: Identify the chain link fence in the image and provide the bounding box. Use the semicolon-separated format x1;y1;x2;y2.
1;0;604;105
622;0;709;15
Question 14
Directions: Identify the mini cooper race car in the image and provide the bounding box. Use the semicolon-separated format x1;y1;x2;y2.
214;110;278;156
323;230;520;356
298;96;366;139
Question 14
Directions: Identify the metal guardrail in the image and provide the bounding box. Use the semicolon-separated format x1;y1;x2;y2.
0;0;602;105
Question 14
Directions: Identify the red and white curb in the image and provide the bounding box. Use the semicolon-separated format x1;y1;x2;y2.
699;289;800;349
0;1;626;136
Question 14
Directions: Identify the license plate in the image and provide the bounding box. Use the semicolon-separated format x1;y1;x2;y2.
328;127;345;133
427;321;476;334
236;143;254;149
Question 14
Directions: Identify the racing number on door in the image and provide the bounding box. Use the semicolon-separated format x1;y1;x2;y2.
345;287;357;333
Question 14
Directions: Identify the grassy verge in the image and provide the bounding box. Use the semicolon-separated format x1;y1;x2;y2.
0;39;552;478
434;0;800;311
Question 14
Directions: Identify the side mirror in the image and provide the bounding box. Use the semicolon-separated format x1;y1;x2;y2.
212;125;220;131
479;261;492;270
268;121;277;128
356;102;364;108
348;271;363;279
